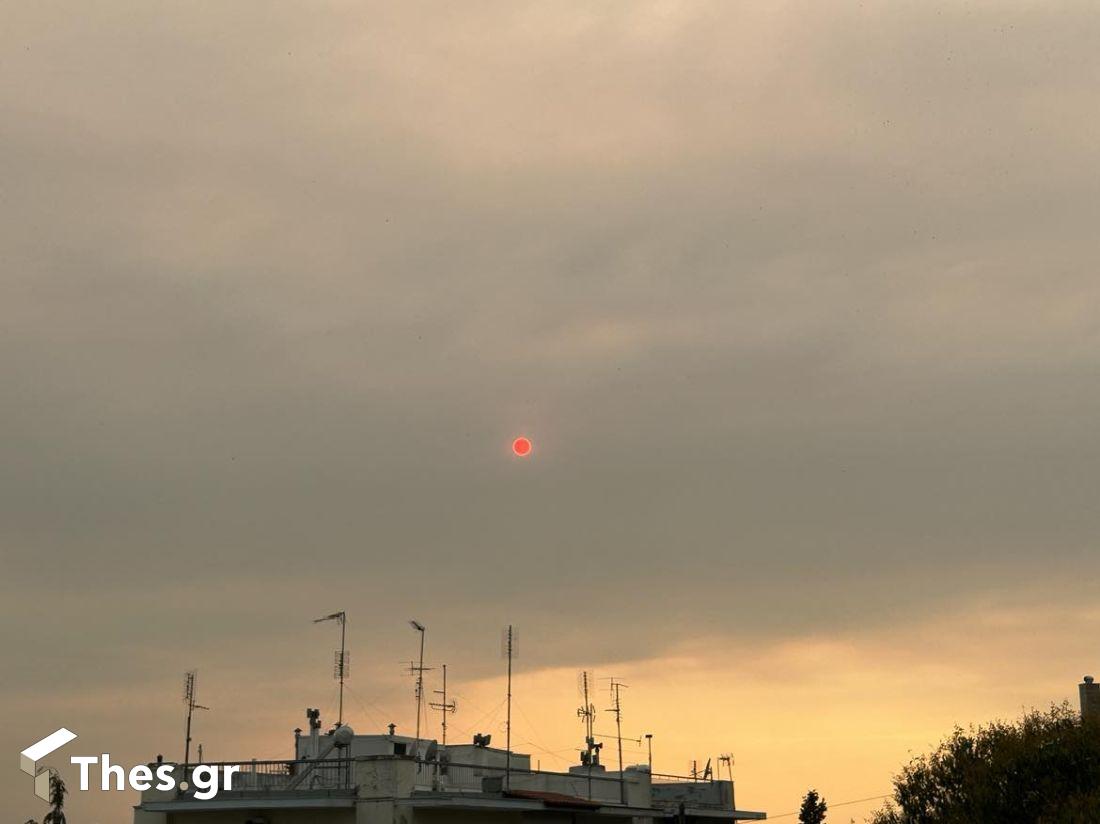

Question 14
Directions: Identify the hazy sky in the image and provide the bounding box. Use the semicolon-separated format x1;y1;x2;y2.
4;1;1100;821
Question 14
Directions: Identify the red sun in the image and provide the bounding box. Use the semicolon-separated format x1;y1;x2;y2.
512;436;532;457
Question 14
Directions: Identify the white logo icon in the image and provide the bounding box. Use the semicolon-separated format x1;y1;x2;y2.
20;728;78;801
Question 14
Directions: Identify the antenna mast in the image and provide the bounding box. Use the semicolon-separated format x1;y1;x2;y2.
719;753;734;783
605;678;627;805
407;620;430;756
578;671;596;743
503;625;516;790
182;670;209;789
577;671;600;799
430;664;457;745
313;611;348;727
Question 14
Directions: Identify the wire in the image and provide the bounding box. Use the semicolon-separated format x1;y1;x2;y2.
451;690;501;722
440;692;494;741
522;741;580;756
459;696;507;735
514;700;585;766
767;794;891;819
342;684;389;729
522;740;575;766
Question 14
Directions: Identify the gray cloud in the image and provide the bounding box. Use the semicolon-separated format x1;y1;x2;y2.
3;1;1100;818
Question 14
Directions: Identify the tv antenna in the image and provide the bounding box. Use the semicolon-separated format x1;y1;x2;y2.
501;625;517;790
577;671;597;755
719;753;734;784
182;670;209;789
604;678;628;804
429;663;458;745
407;620;432;755
313;611;348;727
577;670;601;799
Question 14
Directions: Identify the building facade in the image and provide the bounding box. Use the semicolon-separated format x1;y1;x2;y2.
133;718;766;823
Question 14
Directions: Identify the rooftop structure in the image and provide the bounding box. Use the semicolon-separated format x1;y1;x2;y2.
135;618;765;822
133;710;766;823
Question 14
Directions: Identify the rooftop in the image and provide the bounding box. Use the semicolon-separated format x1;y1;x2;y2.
136;724;767;822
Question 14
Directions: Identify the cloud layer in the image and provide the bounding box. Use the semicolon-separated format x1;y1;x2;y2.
3;1;1100;819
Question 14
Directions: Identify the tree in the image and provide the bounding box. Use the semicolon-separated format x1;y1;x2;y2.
799;788;828;824
40;772;67;824
871;703;1100;823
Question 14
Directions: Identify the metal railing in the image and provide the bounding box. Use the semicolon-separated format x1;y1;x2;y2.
650;770;715;784
167;755;724;809
174;758;354;797
650;773;734;811
415;759;629;804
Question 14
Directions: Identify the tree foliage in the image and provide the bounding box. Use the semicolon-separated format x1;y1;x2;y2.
27;772;67;824
871;704;1100;823
799;787;828;824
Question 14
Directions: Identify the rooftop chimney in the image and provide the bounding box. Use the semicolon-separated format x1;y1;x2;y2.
1080;676;1100;721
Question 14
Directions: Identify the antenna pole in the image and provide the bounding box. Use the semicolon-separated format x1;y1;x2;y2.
441;664;447;745
579;670;596;799
585;671;592;800
181;671;209;793
338;615;346;727
314;611;348;728
430;664;457;746
505;624;513;791
409;620;427;756
606;679;627;805
417;628;425;743
183;672;194;778
615;682;624;804
719;754;733;784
